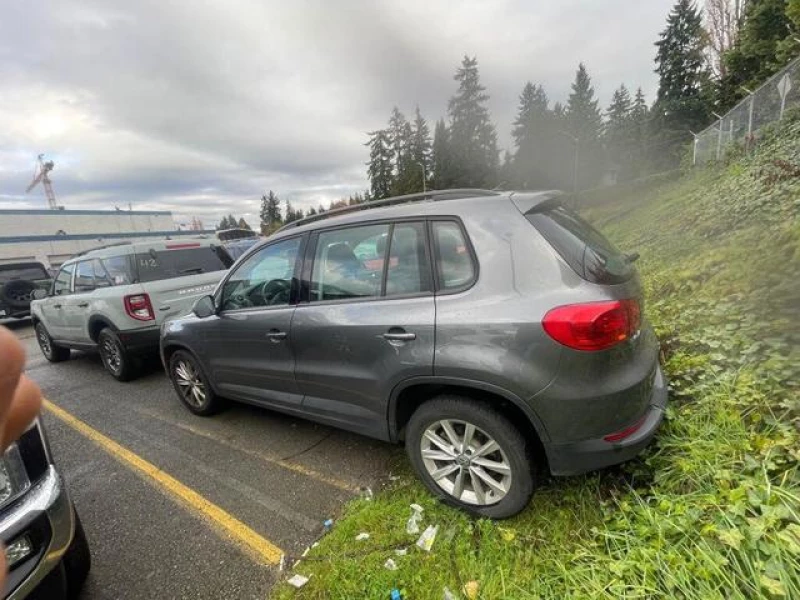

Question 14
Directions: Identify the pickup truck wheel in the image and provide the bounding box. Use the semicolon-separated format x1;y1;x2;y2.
406;396;536;519
1;280;36;309
168;350;222;416
98;328;139;382
35;323;70;362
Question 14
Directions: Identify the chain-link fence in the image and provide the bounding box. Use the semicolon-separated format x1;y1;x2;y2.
694;54;800;165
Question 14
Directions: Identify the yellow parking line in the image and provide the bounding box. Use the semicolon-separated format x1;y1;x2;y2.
43;399;284;566
135;406;360;494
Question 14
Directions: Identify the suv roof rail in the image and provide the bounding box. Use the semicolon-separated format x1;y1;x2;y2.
72;241;133;258
277;188;501;232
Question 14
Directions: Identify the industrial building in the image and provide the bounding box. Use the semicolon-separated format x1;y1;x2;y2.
0;208;214;268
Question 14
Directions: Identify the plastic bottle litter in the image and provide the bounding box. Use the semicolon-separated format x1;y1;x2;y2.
323;518;334;531
406;503;424;535
390;589;403;600
279;554;287;572
394;547;408;556
287;574;310;589
442;586;456;600
384;558;399;571
355;532;370;541
416;524;439;552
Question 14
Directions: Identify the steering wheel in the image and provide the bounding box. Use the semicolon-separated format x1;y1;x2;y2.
258;279;291;306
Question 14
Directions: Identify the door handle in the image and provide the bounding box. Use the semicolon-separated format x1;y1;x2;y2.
76;302;89;308
159;305;171;311
266;330;287;342
382;331;416;342
53;304;62;309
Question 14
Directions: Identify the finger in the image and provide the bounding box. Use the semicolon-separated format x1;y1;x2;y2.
1;376;42;451
0;327;25;427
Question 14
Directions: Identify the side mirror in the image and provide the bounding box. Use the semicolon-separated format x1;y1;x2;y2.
192;295;216;319
32;289;47;300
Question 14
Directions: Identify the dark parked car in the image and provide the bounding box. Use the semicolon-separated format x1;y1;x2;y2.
0;263;52;320
0;420;90;599
160;189;667;518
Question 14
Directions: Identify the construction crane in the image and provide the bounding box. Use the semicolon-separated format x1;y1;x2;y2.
25;154;59;209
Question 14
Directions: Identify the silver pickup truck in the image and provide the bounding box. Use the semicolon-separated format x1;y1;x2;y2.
30;239;232;381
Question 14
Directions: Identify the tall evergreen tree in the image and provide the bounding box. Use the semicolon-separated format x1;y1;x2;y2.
366;128;394;200
629;88;651;177
565;63;604;188
409;106;432;190
237;217;252;230
431;119;452;189
604;84;634;179
259;190;282;234
511;82;557;188
389;109;417;196
720;0;793;108
447;56;499;188
306;206;317;216
654;0;711;166
776;0;800;62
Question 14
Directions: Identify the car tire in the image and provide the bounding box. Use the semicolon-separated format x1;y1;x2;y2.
168;350;222;416
98;328;139;382
406;396;536;519
35;322;71;363
64;511;91;599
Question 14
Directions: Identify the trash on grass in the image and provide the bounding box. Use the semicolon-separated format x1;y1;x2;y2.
388;474;401;481
406;503;424;535
442;586;456;600
279;554;286;572
463;580;480;599
360;486;374;500
287;574;310;589
416;524;439;552
390;589;403;600
355;532;370;541
323;518;334;531
394;547;408;556
384;558;398;571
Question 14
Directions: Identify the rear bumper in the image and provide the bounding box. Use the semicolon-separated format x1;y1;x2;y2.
117;326;160;353
547;364;668;476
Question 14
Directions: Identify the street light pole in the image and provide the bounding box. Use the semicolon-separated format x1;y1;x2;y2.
712;112;724;161
416;162;427;193
741;86;755;138
558;130;580;199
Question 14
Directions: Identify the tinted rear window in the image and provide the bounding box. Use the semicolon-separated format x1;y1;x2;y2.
135;246;232;283
0;265;49;283
526;205;633;284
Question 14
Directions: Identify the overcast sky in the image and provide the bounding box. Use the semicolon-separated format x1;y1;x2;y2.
0;0;675;228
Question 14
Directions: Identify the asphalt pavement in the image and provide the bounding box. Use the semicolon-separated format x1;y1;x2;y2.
5;319;395;599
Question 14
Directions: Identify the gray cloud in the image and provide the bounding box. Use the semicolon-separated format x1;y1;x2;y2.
0;0;674;226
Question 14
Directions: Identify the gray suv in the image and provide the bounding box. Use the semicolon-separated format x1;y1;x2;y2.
161;190;667;518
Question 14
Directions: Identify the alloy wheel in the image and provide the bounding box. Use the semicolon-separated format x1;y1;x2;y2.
101;338;122;373
37;329;52;357
420;419;513;506
173;360;206;407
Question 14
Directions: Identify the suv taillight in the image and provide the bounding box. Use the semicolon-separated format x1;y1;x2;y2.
542;299;641;351
124;294;154;321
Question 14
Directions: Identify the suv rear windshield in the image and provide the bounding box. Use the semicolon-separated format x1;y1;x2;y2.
526;204;633;284
135;245;232;283
0;265;49;283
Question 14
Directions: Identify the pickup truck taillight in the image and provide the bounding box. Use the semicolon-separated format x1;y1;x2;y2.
542;299;641;351
124;294;155;321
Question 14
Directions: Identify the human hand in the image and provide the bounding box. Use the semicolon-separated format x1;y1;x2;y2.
0;326;44;581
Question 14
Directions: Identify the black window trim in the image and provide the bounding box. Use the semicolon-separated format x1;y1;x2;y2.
298;217;434;307
215;233;307;315
428;216;479;296
52;262;76;297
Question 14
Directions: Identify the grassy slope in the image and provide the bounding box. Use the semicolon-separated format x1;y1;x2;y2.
275;114;800;600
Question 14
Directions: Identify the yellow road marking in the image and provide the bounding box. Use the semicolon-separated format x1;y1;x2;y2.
43;399;284;566
134;406;360;494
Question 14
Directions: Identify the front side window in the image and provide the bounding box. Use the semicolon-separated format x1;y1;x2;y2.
52;264;75;296
433;221;475;290
311;224;390;302
73;261;95;293
221;238;301;310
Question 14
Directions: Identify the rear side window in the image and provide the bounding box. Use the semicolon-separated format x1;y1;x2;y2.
135;245;231;283
73;261;95;293
432;221;476;291
526;205;633;284
100;256;134;286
